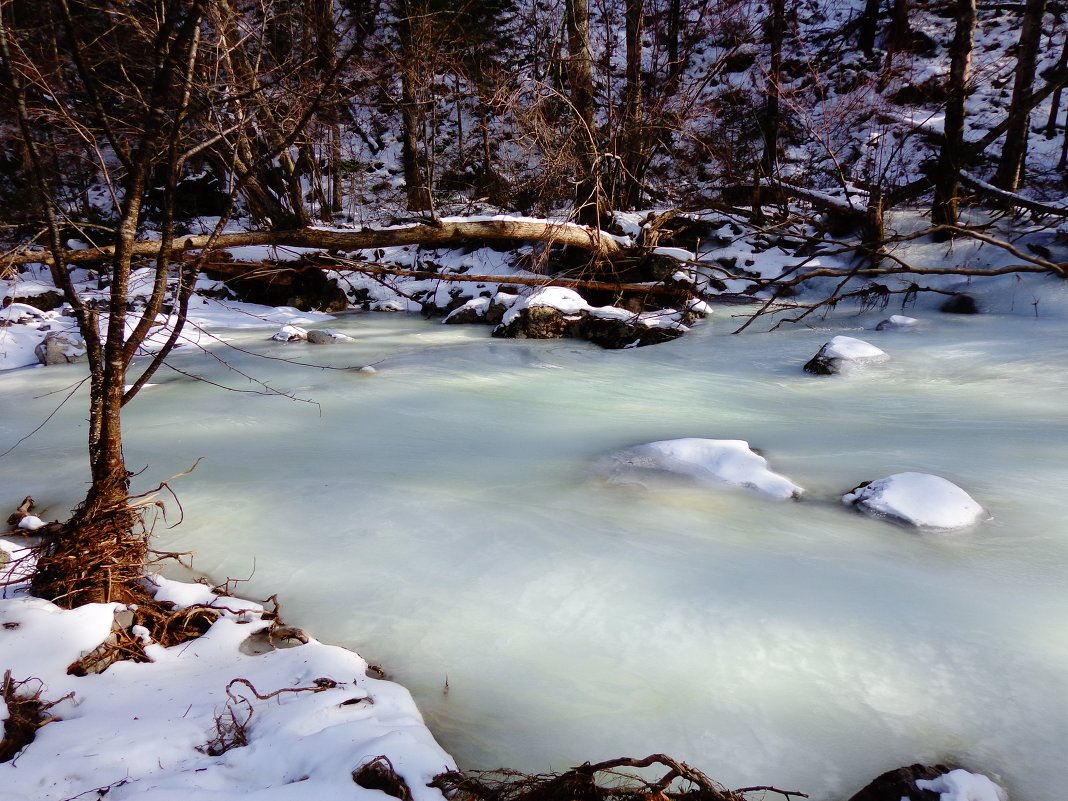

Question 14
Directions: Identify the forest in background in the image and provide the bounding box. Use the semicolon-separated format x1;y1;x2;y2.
2;0;1067;240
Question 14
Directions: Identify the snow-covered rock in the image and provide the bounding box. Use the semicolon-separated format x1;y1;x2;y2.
271;324;308;342
843;472;985;529
875;315;919;330
597;438;803;500
844;763;955;801
492;287;686;348
306;328;354;344
34;331;87;366
916;770;1008;801
804;336;888;375
444;293;517;326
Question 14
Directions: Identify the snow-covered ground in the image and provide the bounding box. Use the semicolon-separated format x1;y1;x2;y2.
0;544;453;801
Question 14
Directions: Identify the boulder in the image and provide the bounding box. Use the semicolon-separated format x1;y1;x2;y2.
597;438;803;500
940;293;978;314
804;335;888;375
494;303;572;339
843;472;985;529
573;314;684;348
876;314;919;330
7;290;65;312
490;287;687;349
306;328;354;344
845;764;951;801
444;293;516;326
270;324;308;342
35;331;87;366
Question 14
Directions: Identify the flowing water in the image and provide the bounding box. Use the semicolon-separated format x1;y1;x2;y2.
2;302;1067;800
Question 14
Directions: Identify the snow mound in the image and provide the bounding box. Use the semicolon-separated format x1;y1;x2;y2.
271;324;308;342
876;315;919;330
820;336;887;360
804;336;889;375
598;438;803;500
0;555;455;801
499;287;589;326
843;472;986;529
916;769;1008;801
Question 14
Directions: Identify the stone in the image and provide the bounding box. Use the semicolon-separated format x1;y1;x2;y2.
35;331;87;366
804;335;888;375
845;764;951;801
306;329;354;344
573;314;684;349
493;304;572;340
876;314;919;330
270;325;308;342
843;472;985;529
941;293;978;314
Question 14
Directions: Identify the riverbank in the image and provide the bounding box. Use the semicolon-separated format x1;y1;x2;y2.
0;537;454;800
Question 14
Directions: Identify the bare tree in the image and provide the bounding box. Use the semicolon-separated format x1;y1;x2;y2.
992;0;1046;191
931;0;976;227
0;0;353;605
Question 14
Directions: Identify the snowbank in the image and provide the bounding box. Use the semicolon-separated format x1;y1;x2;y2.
843;473;986;530
597;438;803;500
0;544;454;801
916;769;1008;801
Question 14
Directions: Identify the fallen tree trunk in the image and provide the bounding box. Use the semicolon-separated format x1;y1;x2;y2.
1;218;630;269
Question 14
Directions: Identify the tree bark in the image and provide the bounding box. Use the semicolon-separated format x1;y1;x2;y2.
565;0;600;225
932;0;976;227
858;0;881;56
398;16;432;212
760;0;786;180
617;0;646;209
993;0;1046;191
3;218;633;268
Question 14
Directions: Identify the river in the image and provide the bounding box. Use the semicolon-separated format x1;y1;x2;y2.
2;299;1066;800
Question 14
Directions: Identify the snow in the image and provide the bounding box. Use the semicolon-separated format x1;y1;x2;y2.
499;287;588;326
0;544;454;801
843;473;986;530
271;324;309;341
820;336;888;361
916;769;1008;801
597;438;803;500
16;515;45;531
876;315;919;330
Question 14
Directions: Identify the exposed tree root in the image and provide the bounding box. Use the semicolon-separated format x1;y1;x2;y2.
0;670;72;763
431;755;808;801
355;755;415;801
30;492;146;609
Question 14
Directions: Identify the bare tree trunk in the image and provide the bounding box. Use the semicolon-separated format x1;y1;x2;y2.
565;0;600;225
397;2;432;211
617;0;645;209
886;0;912;51
664;0;683;95
858;0;881;56
760;0;786;180
993;0;1047;191
932;0;976;227
1044;27;1068;138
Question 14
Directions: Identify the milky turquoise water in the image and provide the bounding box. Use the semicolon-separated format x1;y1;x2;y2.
2;305;1066;800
